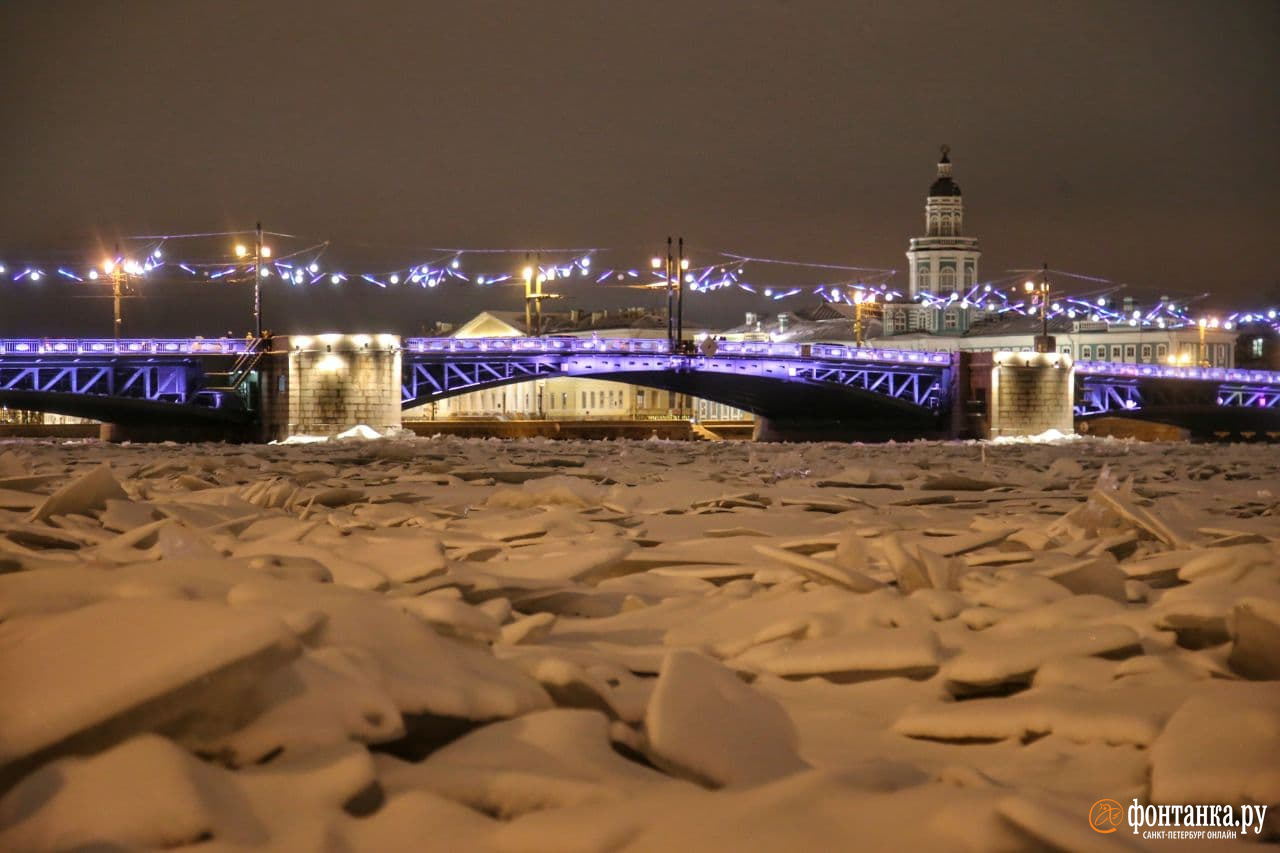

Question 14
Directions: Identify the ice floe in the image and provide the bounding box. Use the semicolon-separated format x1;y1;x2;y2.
0;435;1277;848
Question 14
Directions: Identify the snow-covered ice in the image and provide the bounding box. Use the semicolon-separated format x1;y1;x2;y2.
0;435;1277;849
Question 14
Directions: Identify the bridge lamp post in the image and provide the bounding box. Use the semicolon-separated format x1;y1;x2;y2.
1025;262;1052;353
522;256;548;336
1197;317;1218;367
853;291;879;348
236;223;270;339
655;238;688;353
100;244;139;339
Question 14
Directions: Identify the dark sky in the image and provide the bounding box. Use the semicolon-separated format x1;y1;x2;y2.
2;0;1277;337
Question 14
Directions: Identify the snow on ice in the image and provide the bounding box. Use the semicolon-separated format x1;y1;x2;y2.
0;435;1277;850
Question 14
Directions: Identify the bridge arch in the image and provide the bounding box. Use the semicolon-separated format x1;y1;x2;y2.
400;348;953;428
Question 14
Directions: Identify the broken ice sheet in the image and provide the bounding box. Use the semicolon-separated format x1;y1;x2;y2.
1;437;1279;850
374;709;678;818
0;599;300;788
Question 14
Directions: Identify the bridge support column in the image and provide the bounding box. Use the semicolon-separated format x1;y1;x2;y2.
258;334;402;441
986;351;1075;439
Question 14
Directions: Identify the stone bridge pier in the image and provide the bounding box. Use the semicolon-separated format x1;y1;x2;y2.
959;351;1075;439
258;334;402;442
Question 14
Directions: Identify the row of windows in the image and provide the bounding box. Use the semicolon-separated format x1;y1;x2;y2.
1079;342;1231;366
436;384;730;417
928;212;961;236
916;267;977;294
1079;343;1167;362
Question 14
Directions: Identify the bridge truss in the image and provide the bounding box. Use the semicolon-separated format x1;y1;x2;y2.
400;337;955;413
1074;361;1280;416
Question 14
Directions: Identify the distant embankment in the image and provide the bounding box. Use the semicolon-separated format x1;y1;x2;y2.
403;419;753;441
0;423;100;440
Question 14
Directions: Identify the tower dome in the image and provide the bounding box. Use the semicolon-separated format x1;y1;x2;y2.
903;145;981;304
929;145;962;196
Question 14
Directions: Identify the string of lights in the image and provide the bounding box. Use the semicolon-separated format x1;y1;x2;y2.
0;230;1274;333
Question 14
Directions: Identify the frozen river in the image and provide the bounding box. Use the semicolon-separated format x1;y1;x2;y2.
1;434;1277;849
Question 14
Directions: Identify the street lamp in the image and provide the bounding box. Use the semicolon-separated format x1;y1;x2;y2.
1024;262;1053;353
236;223;268;338
657;237;688;352
853;291;880;347
101;244;142;338
522;254;552;336
1196;317;1220;367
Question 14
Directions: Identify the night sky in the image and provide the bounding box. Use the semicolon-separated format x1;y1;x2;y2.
2;0;1277;337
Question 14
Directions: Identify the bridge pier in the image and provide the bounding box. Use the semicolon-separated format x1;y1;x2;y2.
258;334;402;442
973;351;1075;439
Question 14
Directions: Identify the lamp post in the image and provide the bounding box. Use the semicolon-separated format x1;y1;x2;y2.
522;253;548;336
1024;262;1053;353
1196;317;1220;367
853;291;879;347
654;237;688;352
100;244;137;339
236;223;270;338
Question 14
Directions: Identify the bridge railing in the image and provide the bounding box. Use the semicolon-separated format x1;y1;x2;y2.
401;336;954;366
0;338;253;356
402;337;672;355
1076;360;1280;385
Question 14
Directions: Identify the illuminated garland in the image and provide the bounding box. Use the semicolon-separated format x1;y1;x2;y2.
0;230;1273;334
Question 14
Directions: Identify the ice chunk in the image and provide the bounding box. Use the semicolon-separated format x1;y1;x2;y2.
26;463;127;524
941;625;1142;696
728;629;941;683
1227;596;1280;680
1149;682;1280;808
753;544;883;592
376;709;675;818
645;650;809;788
0;599;298;788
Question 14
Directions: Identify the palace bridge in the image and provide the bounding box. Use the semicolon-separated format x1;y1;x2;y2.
2;335;1279;441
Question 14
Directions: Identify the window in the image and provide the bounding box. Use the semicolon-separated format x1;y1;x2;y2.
581;392;587;408
1111;345;1122;361
943;310;958;330
589;391;596;408
561;392;568;408
1125;345;1136;361
1080;344;1092;360
1156;343;1167;360
892;311;907;333
939;266;956;293
1141;344;1152;362
917;265;931;291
